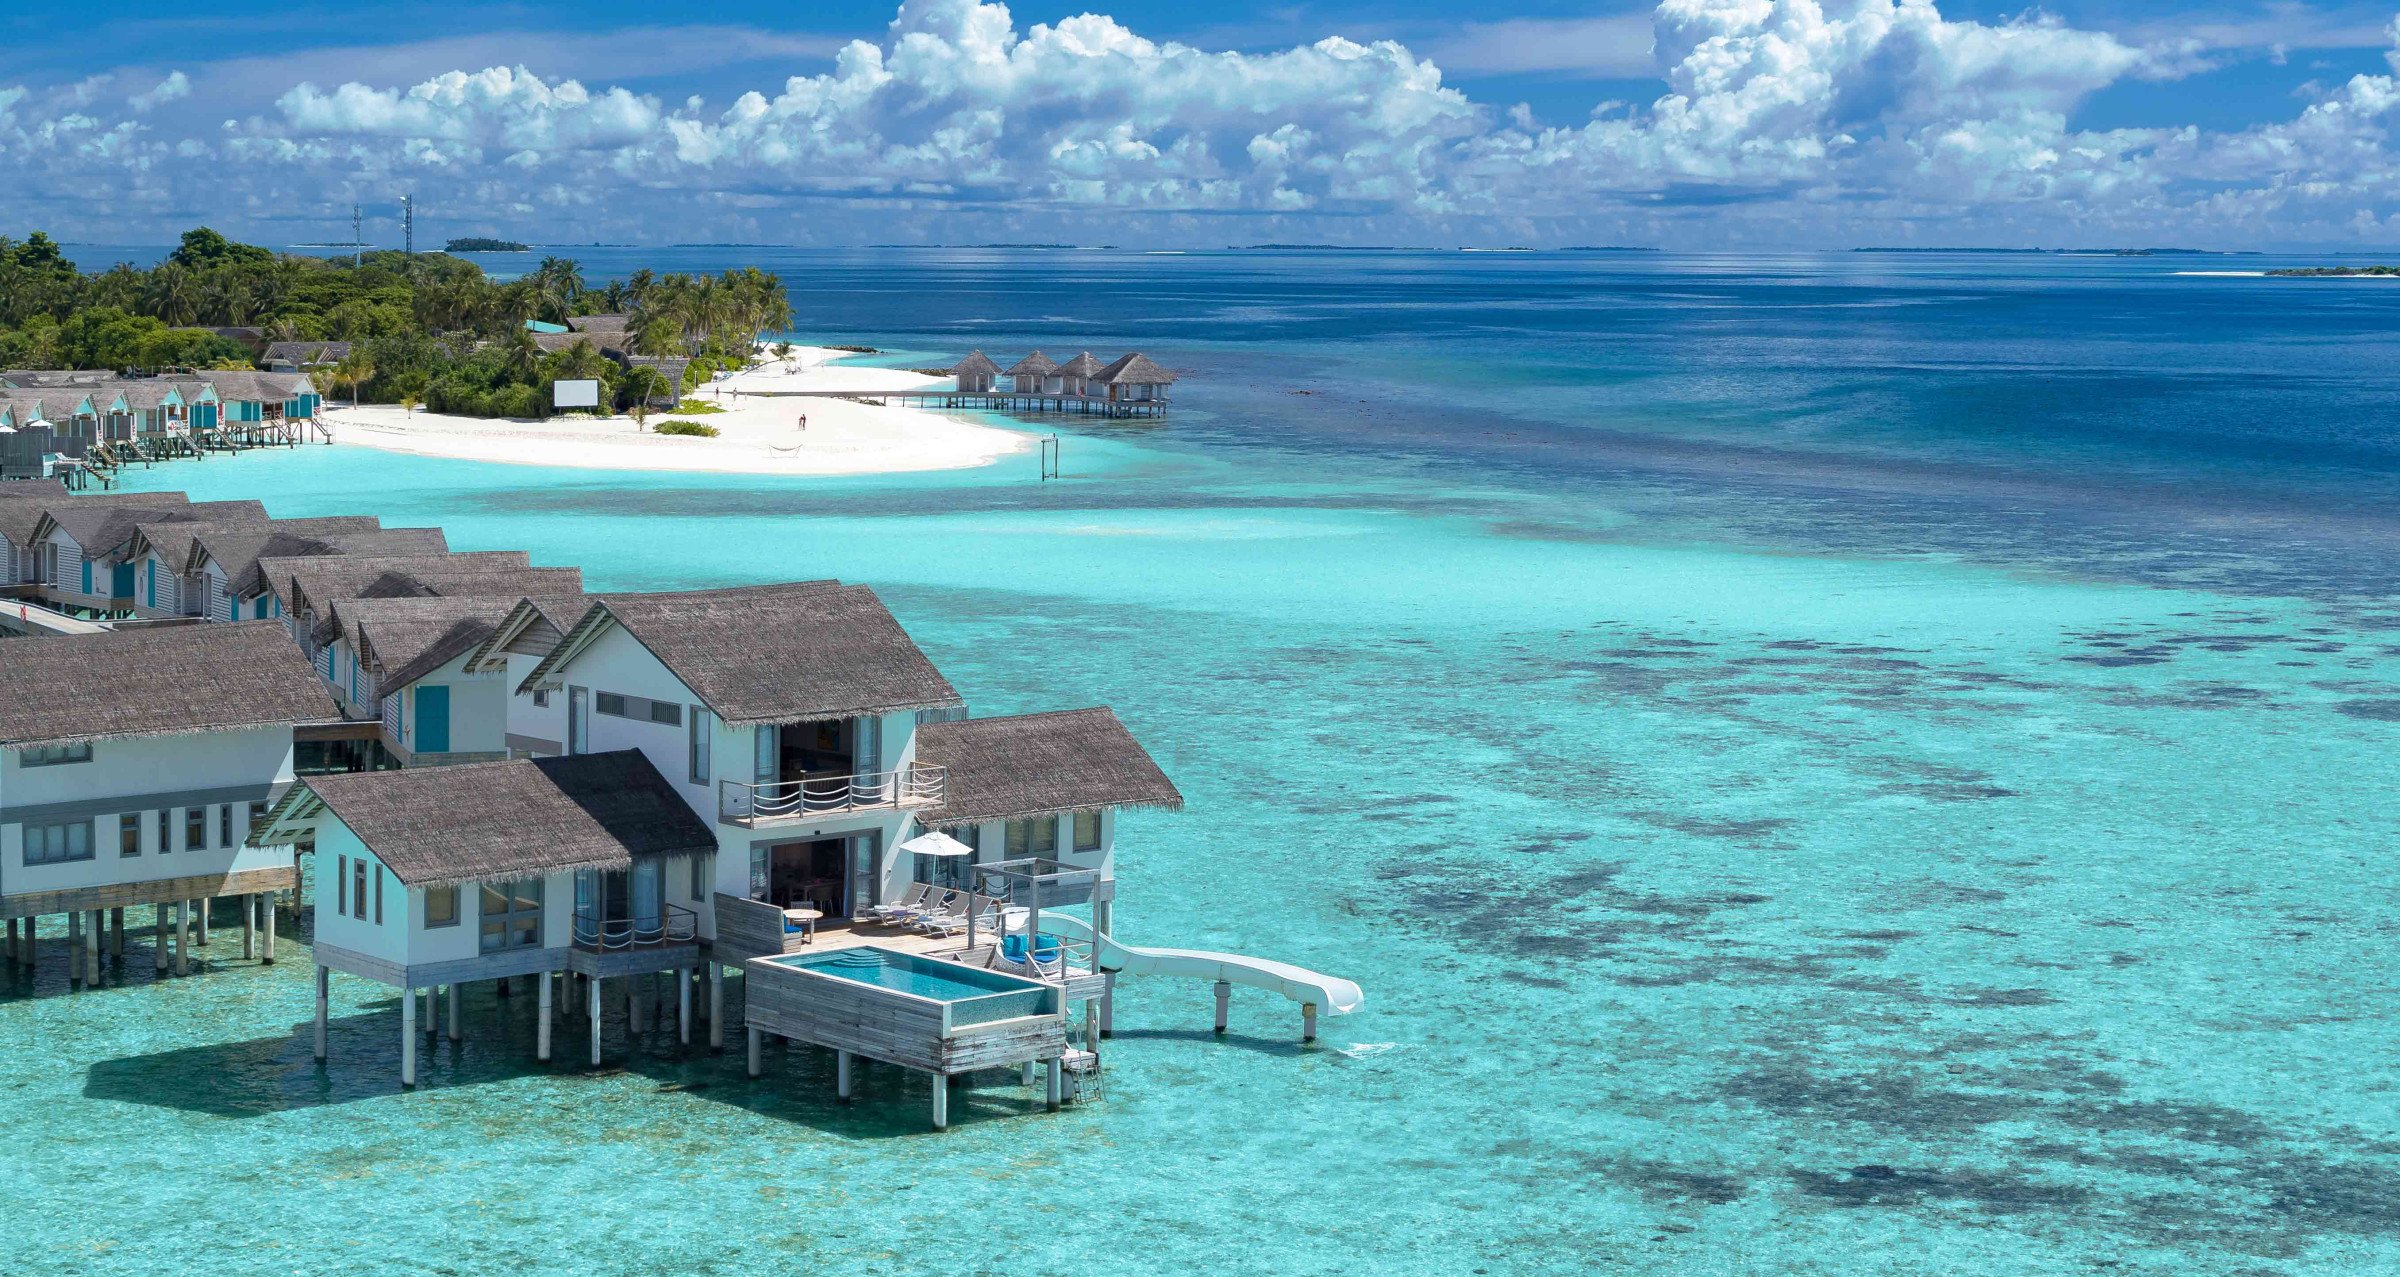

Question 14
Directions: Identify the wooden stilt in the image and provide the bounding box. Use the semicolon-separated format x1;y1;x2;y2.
677;967;692;1046
1100;972;1115;1039
708;964;725;1052
173;901;188;975
1046;1057;1063;1112
84;910;100;986
68;910;84;986
110;907;125;956
314;965;330;1060
423;987;436;1038
195;897;209;946
446;983;461;1042
930;1072;949;1130
746;1026;762;1078
401;987;417;1088
5;917;15;964
154;907;168;972
262;896;276;964
241;894;256;960
836;1050;853;1102
588;976;602;1067
1214;980;1231;1034
537;974;553;1062
1303;1001;1318;1043
1086;1000;1100;1054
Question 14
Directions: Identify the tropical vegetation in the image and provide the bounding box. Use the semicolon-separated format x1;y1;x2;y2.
0;227;793;420
654;420;720;437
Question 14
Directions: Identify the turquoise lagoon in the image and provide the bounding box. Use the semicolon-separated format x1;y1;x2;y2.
10;250;2400;1274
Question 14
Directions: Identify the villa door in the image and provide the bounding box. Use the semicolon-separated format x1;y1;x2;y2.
767;839;848;917
576;862;664;944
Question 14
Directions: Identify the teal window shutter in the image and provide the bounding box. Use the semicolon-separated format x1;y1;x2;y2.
80;557;91;594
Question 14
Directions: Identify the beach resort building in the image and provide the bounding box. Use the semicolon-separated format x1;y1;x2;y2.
950;351;1000;394
1006;351;1059;394
0;622;337;985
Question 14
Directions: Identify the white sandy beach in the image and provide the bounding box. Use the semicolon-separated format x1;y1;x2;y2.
326;344;1027;476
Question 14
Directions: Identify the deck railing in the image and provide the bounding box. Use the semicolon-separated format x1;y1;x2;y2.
717;764;946;824
571;901;697;950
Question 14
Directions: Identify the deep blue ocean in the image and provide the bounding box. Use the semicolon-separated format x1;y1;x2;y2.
16;247;2400;1274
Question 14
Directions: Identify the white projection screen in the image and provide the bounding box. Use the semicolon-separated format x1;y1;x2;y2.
553;379;601;409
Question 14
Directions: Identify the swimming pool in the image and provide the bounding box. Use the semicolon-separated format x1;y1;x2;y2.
771;947;1042;1002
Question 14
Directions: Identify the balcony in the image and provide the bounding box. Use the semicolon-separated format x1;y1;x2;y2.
716;764;946;827
571;901;698;951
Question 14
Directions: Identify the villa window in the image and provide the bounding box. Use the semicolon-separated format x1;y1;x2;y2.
19;742;93;768
24;819;94;865
480;878;544;952
1074;810;1102;853
185;807;207;851
531;689;551;708
352;858;368;921
337;856;348;915
248;801;268;841
597;691;682;726
155;809;169;853
426;886;459;928
1005;816;1058;857
688;707;712;785
120;814;141;857
373;866;384;925
218;804;232;849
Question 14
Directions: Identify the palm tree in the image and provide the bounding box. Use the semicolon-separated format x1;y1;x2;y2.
617;365;671;431
331;351;376;408
530;256;583;323
144;263;201;326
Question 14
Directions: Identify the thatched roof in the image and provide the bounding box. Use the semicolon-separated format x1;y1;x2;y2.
0;621;340;749
130;511;280;569
461;592;592;672
914;708;1182;826
267;550;534;618
289;751;716;889
0;491;189;552
263;341;352;366
201;370;314;404
185;516;383;577
337;595;522;692
48;498;266;561
566;314;630;334
525;582;962;726
222;526;450;597
0;479;69;503
1006;351;1058;377
951;351;1001;377
1058;351;1102;378
110;380;184;411
1093;352;1176;385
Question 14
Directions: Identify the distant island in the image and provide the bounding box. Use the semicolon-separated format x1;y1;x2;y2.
2266;265;2400;277
1240;243;1395;251
1560;246;1660;253
445;237;529;252
1854;247;2258;256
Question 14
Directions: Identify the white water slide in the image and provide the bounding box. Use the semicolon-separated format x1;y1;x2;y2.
1040;914;1365;1016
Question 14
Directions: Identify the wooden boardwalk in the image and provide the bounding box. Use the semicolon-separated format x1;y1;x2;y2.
736;388;1168;419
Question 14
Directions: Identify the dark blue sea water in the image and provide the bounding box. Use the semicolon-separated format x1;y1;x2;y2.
22;248;2400;1275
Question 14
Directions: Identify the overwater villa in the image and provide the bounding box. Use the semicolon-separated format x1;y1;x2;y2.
803;349;1178;420
0;623;337;985
0;487;1359;1130
0;369;326;481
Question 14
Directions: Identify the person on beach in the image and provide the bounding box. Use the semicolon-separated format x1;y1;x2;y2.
800;413;808;432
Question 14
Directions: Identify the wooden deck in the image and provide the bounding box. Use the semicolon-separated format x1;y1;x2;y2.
733;388;1167;418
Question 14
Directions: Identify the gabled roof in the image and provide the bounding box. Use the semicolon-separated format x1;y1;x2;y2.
129;511;280;569
0;621;340;749
113;380;185;412
265;550;532;618
43;499;265;560
343;595;524;693
913;708;1183;826
0;492;188;551
462;593;593;672
262;341;352;365
222;526;449;597
1093;352;1176;385
0;479;70;503
950;351;1001;377
1006;351;1058;377
566;314;630;333
279;751;715;889
523;582;963;726
1057;351;1102;378
201;370;314;403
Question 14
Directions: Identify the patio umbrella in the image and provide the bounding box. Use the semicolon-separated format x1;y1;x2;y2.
900;831;973;858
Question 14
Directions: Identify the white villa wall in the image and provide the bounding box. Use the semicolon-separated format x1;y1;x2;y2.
312;816;576;969
501;650;569;754
40;527;106;606
390;651;510;757
0;726;294;899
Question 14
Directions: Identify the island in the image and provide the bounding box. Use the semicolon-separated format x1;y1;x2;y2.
445;236;529;252
2266;265;2400;277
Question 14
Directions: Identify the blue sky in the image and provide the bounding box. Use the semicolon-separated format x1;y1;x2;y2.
4;0;2398;248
